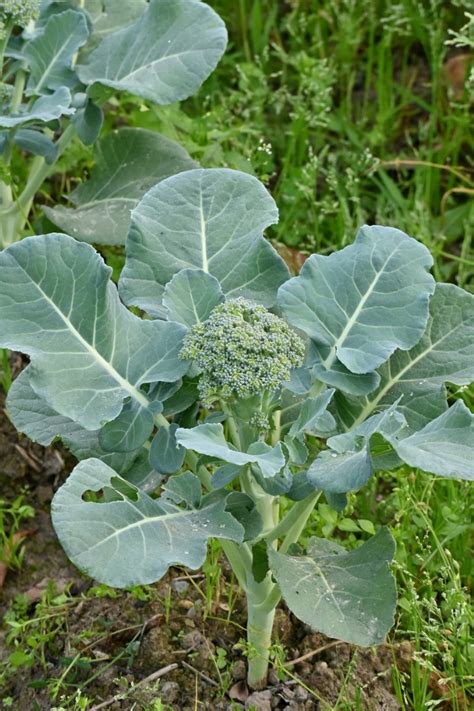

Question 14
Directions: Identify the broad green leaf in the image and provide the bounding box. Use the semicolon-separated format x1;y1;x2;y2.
278;225;435;374
307;448;372;493
98;399;154;453
82;0;147;41
162;471;201;508
0;234;188;430
225;491;262;541
310;348;381;396
119;168;289;317
163;269;224;327
72;100;103;145
289;390;336;437
7;367;154;482
335;284;474;430
24;10;89;95
44;128;197;245
14;128;58;163
0;87;74;127
77;0;227;104
51;458;244;587
212;463;242;489
269;528;396;646
149;423;186;474
175;423;285;478
387;401;474;480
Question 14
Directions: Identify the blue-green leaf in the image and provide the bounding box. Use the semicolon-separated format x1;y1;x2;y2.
307;447;372;494
14;128;58;163
77;0;227;104
98;399;154;453
45;128;197;245
25;10;89;95
335;283;474;430
72;100;103;145
0;234;187;430
149;423;186;475
278;225;435;375
163;269;224;327
388;400;474;480
119;168;289;317
268;528;396;646
52;458;244;587
0;86;74;127
175;423;285;478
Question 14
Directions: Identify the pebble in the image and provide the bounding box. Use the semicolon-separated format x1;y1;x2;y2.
171;579;189;594
245;689;272;710
159;681;180;704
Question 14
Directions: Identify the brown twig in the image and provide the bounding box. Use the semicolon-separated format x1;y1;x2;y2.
181;660;219;687
284;640;343;668
88;663;179;711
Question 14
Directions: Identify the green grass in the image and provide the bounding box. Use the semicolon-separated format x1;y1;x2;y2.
4;0;473;708
107;0;474;290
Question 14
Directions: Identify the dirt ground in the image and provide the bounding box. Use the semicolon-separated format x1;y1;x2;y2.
0;373;405;711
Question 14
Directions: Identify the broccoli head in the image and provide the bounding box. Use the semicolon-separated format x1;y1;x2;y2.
1;0;40;33
180;297;305;405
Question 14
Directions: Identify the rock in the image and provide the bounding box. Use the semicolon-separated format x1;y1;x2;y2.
232;659;247;681
267;669;280;685
172;578;189;594
160;681;180;704
246;689;273;710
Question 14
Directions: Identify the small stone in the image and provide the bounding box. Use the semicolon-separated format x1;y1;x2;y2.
267;669;280;685
232;659;247;681
246;689;273;711
315;660;328;673
172;579;189;594
294;685;309;701
160;681;180;704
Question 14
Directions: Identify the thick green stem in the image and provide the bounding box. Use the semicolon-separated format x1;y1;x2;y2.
246;573;276;689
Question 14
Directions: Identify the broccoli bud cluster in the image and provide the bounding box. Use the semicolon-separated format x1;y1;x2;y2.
1;0;40;34
180;298;305;405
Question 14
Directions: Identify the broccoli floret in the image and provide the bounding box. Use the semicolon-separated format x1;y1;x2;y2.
180;297;305;405
1;0;40;34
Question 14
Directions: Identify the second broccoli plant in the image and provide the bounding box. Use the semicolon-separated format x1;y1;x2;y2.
0;168;473;689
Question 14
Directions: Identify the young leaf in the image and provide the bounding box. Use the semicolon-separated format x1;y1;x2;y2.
98;399;154;453
162;471;201;508
14;128;58;163
388;400;474;480
44;128;197;245
77;0;227;104
278;225;435;374
149;423;186;475
288;389;336;437
0;86;74;127
119;168;289;317
307;447;373;493
51;459;244;587
24;9;89;95
72;100;103;145
336;283;474;430
0;234;187;430
268;528;396;646
175;423;285;478
163;269;224;327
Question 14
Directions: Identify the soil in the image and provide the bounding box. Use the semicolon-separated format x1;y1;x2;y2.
0;371;403;711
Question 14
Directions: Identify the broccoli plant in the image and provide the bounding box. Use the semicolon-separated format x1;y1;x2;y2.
0;0;226;246
0;168;473;689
